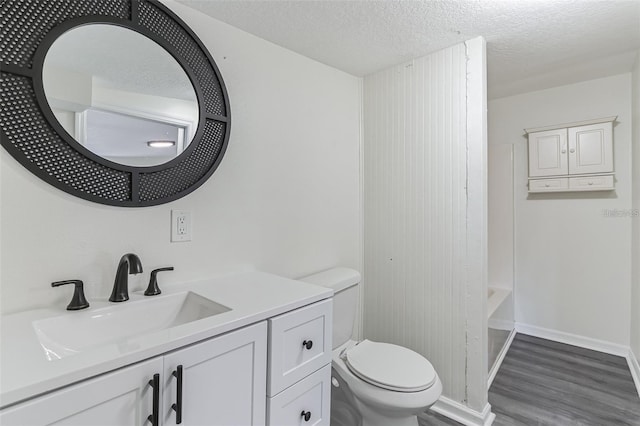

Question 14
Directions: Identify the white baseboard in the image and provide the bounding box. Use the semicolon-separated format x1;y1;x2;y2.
426;397;495;426
628;349;640;400
515;323;629;357
488;328;516;388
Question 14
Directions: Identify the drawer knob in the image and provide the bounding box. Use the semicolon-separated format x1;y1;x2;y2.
301;411;312;422
588;181;594;185
545;183;550;187
302;340;313;350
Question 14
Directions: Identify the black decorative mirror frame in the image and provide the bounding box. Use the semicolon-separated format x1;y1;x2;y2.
0;0;231;207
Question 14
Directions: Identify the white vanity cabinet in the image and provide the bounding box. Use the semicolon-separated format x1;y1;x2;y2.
0;322;267;426
0;270;335;426
266;299;333;426
162;322;267;426
526;117;615;192
0;358;162;426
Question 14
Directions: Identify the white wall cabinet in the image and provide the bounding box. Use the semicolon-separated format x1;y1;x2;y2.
567;123;614;175
526;117;615;192
0;322;267;426
528;128;569;177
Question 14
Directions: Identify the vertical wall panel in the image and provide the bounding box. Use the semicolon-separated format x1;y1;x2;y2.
630;50;640;366
363;43;468;403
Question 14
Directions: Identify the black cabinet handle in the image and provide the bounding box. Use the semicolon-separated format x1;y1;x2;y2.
147;374;159;426
301;411;312;422
172;365;183;424
302;340;313;350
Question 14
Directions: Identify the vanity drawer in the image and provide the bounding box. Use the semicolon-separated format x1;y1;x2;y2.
528;177;569;192
569;175;614;191
267;364;331;426
268;298;332;396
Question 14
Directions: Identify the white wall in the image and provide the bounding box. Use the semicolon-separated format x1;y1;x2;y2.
489;74;633;347
632;52;640;358
488;144;514;290
362;38;489;415
0;0;362;314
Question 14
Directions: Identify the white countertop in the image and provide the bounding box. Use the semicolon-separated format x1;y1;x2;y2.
0;271;332;408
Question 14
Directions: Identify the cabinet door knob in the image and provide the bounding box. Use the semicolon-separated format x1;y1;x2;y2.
302;340;313;350
561;149;567;154
301;411;312;422
570;148;576;153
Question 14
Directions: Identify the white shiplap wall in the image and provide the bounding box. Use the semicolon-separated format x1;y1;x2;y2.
363;39;488;412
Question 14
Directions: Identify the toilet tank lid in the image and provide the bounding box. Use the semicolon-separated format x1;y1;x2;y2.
298;267;361;293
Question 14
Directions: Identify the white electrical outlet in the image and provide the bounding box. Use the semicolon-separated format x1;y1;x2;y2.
171;210;192;242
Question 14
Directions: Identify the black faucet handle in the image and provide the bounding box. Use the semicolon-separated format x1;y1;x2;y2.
51;280;90;310
144;267;174;296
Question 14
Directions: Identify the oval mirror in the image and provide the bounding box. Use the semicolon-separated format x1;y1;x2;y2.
1;0;230;207
42;24;199;167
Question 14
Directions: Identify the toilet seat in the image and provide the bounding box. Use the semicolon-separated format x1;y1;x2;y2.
343;340;436;392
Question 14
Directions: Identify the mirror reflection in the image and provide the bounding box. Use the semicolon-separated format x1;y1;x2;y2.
43;24;199;167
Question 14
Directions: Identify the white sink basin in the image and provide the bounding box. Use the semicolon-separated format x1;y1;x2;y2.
33;292;231;360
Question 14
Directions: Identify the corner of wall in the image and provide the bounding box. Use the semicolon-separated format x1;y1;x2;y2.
357;76;365;342
628;348;640;399
631;50;640;358
463;35;489;413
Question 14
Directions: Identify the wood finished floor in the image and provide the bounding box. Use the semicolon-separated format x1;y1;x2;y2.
419;334;640;426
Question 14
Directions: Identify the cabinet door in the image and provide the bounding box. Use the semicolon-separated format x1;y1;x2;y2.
568;122;613;174
0;358;162;426
528;129;568;177
267;364;331;426
163;322;267;426
267;299;332;396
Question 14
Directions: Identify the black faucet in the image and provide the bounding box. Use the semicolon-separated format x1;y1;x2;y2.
110;253;143;302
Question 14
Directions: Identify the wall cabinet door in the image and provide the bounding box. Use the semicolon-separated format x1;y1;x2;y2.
528;128;568;177
568;122;613;175
163;322;267;426
0;358;163;426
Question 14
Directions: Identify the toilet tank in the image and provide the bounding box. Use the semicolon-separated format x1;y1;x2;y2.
299;267;361;349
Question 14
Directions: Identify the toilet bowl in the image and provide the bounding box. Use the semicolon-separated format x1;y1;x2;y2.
300;268;443;426
330;340;442;426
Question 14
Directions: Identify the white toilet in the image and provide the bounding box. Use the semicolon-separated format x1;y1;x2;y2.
301;268;442;426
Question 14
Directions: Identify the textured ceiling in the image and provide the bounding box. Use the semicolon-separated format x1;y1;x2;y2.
176;0;640;98
45;24;196;101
